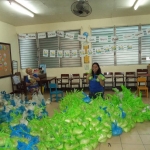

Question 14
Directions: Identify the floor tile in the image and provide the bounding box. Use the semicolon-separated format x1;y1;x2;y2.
140;135;150;144
106;136;121;144
120;134;143;144
136;123;150;134
122;144;145;150
100;143;122;150
144;144;150;150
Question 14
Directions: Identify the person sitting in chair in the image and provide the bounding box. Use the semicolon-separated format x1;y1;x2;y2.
25;68;40;99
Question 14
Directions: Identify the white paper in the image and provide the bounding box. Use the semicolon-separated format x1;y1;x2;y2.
87;36;96;42
111;36;119;42
95;47;104;55
65;33;74;40
134;31;144;38
110;44;117;51
146;28;150;35
50;50;56;57
47;31;56;38
64;50;70;57
43;49;48;57
57;31;64;37
99;36;108;43
38;32;46;39
57;50;63;57
71;50;78;57
87;49;93;56
103;45;111;53
27;33;36;39
78;35;86;42
123;33;134;40
18;34;27;39
79;50;85;57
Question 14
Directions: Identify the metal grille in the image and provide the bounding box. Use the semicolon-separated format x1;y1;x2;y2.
116;26;139;65
19;39;38;69
91;28;114;66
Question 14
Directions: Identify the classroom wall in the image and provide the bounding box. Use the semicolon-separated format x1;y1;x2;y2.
0;21;19;93
16;14;150;77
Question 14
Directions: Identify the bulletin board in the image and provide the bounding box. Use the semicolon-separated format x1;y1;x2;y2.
0;42;13;78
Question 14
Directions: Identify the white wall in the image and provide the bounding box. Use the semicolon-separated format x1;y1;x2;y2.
0;21;19;93
16;14;150;77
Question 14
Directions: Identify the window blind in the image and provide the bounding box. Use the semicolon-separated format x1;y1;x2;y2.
19;39;38;69
91;28;114;66
115;26;139;65
141;25;150;64
60;30;81;67
39;37;59;68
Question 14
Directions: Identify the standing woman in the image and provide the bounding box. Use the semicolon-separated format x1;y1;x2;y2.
86;62;105;99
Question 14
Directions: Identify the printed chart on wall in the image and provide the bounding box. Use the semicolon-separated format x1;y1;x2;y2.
0;42;12;78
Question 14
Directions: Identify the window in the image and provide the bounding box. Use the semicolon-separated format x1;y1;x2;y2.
19;30;81;69
91;28;114;66
141;25;150;64
19;39;38;69
39;37;60;68
115;26;139;65
60;30;81;67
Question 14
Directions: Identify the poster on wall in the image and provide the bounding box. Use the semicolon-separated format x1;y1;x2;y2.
57;31;64;37
123;33;134;40
38;32;46;39
99;36;108;43
103;45;111;53
110;44;117;51
146;28;150;35
87;36;96;42
79;50;85;57
50;50;56;57
65;33;74;40
57;50;63;57
87;49;93;56
126;44;133;51
27;33;36;39
39;64;46;74
78;35;86;42
116;44;125;51
71;50;78;57
43;49;48;57
0;42;12;78
47;31;56;38
134;31;144;38
111;36;119;43
95;47;104;55
18;34;27;40
64;50;70;57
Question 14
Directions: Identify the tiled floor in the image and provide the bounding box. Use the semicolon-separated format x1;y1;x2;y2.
43;89;150;150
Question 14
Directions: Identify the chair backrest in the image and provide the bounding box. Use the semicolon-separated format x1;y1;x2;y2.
114;72;124;76
104;72;113;76
61;74;69;79
49;83;58;92
72;74;80;78
137;69;148;77
137;77;147;86
126;72;135;76
83;73;88;78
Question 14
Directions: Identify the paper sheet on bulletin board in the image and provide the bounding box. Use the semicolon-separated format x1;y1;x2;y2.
0;42;12;78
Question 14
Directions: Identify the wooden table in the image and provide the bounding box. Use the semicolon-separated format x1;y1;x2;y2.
38;76;57;93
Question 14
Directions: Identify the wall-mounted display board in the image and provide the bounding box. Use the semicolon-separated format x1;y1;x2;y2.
0;42;12;78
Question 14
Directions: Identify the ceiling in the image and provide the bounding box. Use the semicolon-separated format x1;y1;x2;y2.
0;0;150;26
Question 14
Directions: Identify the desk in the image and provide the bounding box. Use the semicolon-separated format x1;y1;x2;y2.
39;77;57;93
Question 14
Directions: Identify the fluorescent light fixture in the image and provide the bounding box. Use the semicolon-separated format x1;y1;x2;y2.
134;0;143;10
8;0;34;17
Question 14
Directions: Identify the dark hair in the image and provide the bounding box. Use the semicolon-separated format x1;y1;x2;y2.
92;62;102;77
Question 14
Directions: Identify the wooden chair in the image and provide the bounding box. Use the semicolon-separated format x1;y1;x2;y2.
125;72;136;89
11;72;27;95
137;69;148;87
114;72;125;88
137;77;148;98
82;73;88;89
57;74;69;89
104;72;113;89
70;74;80;89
